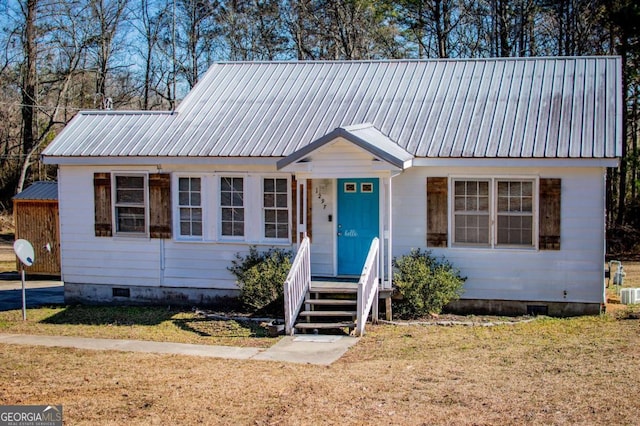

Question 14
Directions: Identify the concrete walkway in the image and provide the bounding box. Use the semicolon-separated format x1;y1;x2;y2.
0;333;359;366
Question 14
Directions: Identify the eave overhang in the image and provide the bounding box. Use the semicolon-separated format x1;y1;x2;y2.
277;123;414;171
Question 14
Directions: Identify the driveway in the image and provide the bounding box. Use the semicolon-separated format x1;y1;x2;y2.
0;275;64;311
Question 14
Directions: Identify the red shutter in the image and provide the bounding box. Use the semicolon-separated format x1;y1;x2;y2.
93;173;112;237
539;178;561;250
427;177;448;247
149;173;172;239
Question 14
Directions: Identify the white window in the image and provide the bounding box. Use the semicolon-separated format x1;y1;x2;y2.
178;177;202;237
496;180;534;246
453;178;535;248
113;174;147;234
454;180;490;245
263;178;289;239
220;177;244;237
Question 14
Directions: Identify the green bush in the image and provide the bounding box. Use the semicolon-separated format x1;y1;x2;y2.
392;249;466;318
228;247;293;311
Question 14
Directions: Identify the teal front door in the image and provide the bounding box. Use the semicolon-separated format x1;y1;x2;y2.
337;178;379;275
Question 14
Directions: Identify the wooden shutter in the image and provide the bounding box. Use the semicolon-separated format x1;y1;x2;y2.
93;172;112;237
306;179;312;240
292;177;298;243
149;173;172;239
426;177;448;247
539;178;561;250
291;177;312;243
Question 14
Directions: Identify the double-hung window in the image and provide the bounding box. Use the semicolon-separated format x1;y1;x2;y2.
220;177;244;237
114;174;147;234
453;180;490;245
453;178;535;249
263;178;289;239
496;180;534;246
178;177;202;237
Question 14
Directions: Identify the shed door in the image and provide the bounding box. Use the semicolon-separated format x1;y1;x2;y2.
337;178;379;275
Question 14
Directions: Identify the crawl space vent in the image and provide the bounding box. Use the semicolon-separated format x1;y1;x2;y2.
112;288;130;298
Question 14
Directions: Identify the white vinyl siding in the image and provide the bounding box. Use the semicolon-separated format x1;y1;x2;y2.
113;174;147;235
393;166;605;304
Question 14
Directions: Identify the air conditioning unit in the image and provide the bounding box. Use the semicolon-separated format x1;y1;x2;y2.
620;288;640;305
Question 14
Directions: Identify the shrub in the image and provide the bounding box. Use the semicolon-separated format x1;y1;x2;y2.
228;246;293;311
392;248;466;318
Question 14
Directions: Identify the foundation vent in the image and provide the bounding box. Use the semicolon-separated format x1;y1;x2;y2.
526;305;548;316
112;288;130;298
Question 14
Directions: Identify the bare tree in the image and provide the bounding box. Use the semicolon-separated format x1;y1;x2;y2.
87;0;129;108
171;0;220;89
131;0;172;109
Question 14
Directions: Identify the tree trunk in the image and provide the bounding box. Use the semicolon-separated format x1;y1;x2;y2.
616;30;629;225
21;0;37;158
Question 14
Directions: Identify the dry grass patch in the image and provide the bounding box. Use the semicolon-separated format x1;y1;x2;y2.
2;315;639;425
0;306;277;348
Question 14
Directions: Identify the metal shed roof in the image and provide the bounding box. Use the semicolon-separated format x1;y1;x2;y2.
13;181;58;201
42;57;622;161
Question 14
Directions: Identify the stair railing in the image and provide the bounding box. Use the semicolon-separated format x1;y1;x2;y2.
284;235;311;335
356;237;379;337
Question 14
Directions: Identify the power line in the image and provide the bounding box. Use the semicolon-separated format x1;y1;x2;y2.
0;101;84;111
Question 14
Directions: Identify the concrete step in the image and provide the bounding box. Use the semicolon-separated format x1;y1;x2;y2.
294;322;356;330
303;298;357;306
299;310;357;317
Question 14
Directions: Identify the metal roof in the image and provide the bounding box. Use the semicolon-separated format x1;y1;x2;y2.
13;181;58;201
43;57;622;161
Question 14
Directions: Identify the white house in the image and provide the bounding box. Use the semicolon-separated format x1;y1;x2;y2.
42;57;621;319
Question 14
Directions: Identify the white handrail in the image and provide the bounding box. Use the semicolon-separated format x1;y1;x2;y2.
356;238;379;337
283;236;311;335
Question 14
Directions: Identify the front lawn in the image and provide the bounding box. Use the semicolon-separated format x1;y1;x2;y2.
0;305;277;348
1;314;639;424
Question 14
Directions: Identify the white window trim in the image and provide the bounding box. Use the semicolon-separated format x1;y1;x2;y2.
173;174;207;241
112;172;149;237
261;176;291;243
218;174;248;242
449;176;539;250
171;173;292;244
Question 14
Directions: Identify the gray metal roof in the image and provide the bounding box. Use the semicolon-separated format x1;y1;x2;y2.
13;181;58;201
43;57;622;160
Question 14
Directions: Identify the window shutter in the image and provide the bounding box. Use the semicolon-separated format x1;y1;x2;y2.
93;172;112;237
306;179;312;240
427;177;448;247
291;177;312;243
291;177;298;243
149;173;172;239
539;178;561;250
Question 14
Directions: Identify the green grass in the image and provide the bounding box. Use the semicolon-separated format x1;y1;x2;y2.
0;305;278;348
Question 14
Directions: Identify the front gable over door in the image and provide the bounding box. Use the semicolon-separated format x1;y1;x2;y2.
277;123;414;175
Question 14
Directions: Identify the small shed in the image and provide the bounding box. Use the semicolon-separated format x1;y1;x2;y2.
12;181;60;275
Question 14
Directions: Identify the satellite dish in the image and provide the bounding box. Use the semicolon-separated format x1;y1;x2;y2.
13;239;35;267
